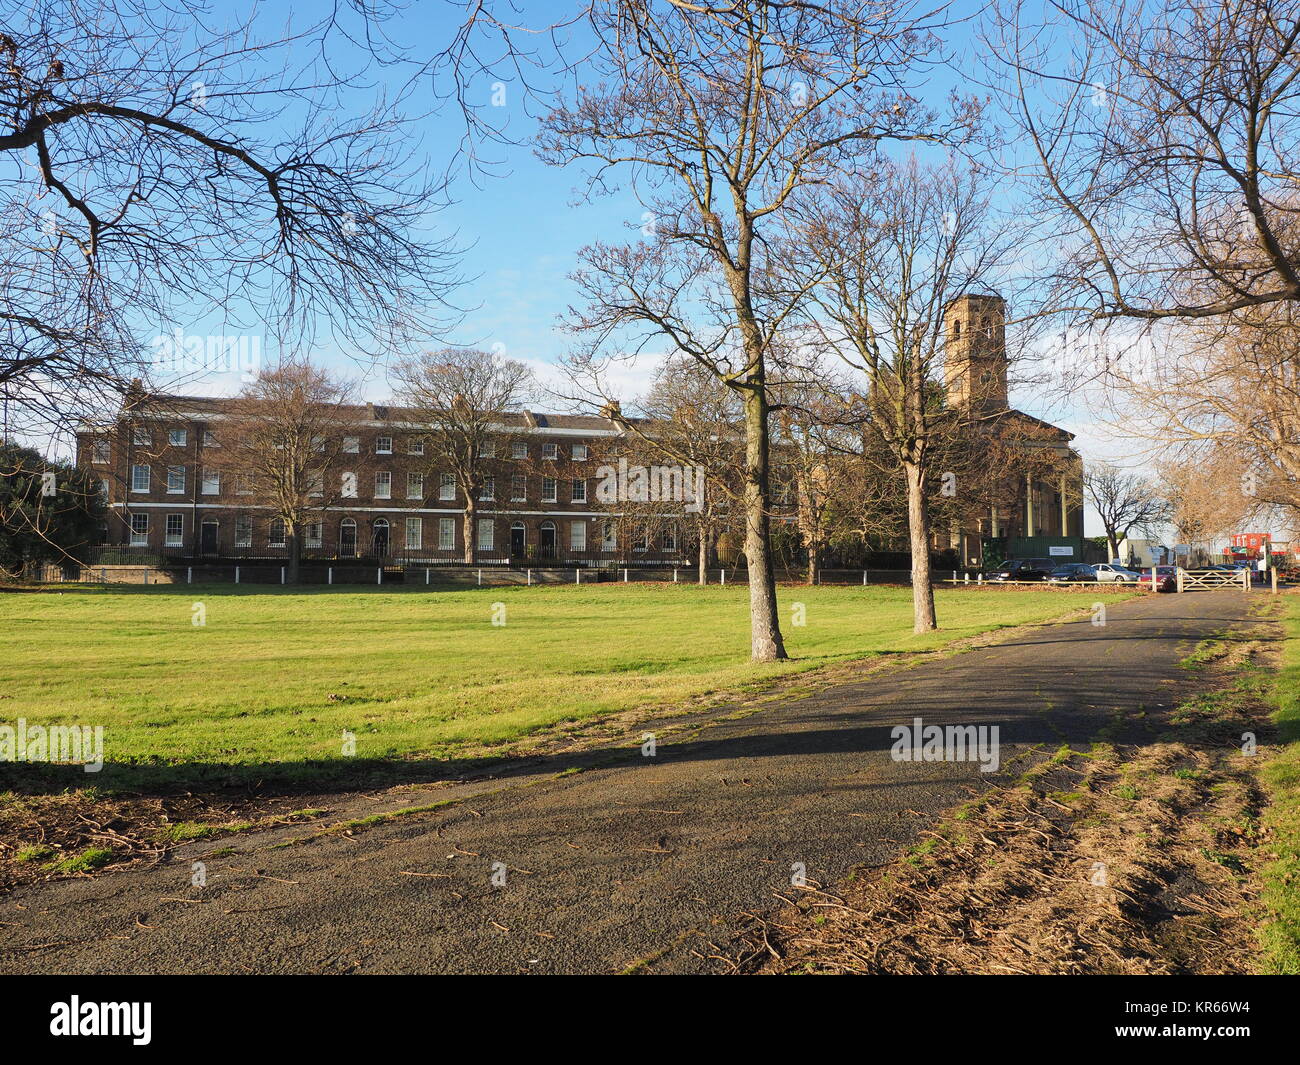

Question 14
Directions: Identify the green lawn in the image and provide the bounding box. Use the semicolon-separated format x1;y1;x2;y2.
0;582;1094;784
1261;593;1300;973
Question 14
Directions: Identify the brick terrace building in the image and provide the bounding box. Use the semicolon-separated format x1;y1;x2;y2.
76;294;1082;572
76;396;688;565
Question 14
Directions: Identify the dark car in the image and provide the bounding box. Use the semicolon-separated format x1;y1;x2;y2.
1047;563;1097;583
1137;565;1178;592
990;558;1056;582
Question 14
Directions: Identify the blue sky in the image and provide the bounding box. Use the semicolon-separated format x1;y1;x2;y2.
103;2;1177;538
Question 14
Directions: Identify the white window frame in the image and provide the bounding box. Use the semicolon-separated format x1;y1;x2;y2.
201;469;220;496
408;438;425;456
305;521;323;548
511;474;526;502
541;476;557;503
572;444;588;462
405;516;422;550
663;524;678;551
570;520;586;552
235;515;253;547
477;518;494;552
375;471;392;499
407;471;424;499
130;513;149;545
168;429;187;447
166;465;185;494
480;476;494;502
132;428;151;446
268;518;286;547
375;435;393;455
512;441;528;460
542;442;558;461
341;472;357;498
438;472;455;501
438;517;455;550
571;478;587;503
343;436;360;454
92;439;110;464
477;441;496;459
164;513;184;546
602;521;617;552
130;465;150;493
202;430;218;447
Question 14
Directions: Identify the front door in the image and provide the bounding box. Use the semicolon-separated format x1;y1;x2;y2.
340;521;357;558
539;524;556;559
200;520;218;555
511;524;525;556
372;522;389;558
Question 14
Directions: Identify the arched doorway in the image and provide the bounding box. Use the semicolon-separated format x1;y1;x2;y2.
339;518;357;558
510;521;525;557
372;517;390;558
200;518;219;556
539;520;556;559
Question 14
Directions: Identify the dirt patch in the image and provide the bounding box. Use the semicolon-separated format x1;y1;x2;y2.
0;791;337;892
739;625;1279;975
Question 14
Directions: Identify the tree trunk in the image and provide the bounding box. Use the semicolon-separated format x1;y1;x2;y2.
807;541;818;585
463;499;476;565
741;388;787;661
698;526;709;585
904;459;937;633
1106;533;1119;561
287;526;300;584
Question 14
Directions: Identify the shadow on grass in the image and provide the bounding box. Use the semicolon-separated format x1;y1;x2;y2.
0;672;1143;803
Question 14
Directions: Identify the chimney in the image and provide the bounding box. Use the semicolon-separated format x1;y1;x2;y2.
599;400;625;426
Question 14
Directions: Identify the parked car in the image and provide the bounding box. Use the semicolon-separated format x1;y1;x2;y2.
1093;563;1141;583
1047;563;1097;583
1137;565;1178;592
989;558;1057;582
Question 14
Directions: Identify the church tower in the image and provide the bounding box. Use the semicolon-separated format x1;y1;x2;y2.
943;293;1008;412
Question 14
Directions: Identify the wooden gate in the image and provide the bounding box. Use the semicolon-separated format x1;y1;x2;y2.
1176;567;1249;591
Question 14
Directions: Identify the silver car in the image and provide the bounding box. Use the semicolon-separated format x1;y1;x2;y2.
1093;563;1141;583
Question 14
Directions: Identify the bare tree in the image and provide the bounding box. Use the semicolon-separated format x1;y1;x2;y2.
789;155;1013;632
540;0;971;660
208;363;356;582
1083;463;1170;562
770;377;859;585
631;357;743;584
0;0;580;440
390;347;533;564
989;0;1300;323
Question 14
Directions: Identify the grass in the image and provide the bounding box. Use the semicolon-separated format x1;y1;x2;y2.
0;582;1104;787
1259;593;1300;974
44;846;114;874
